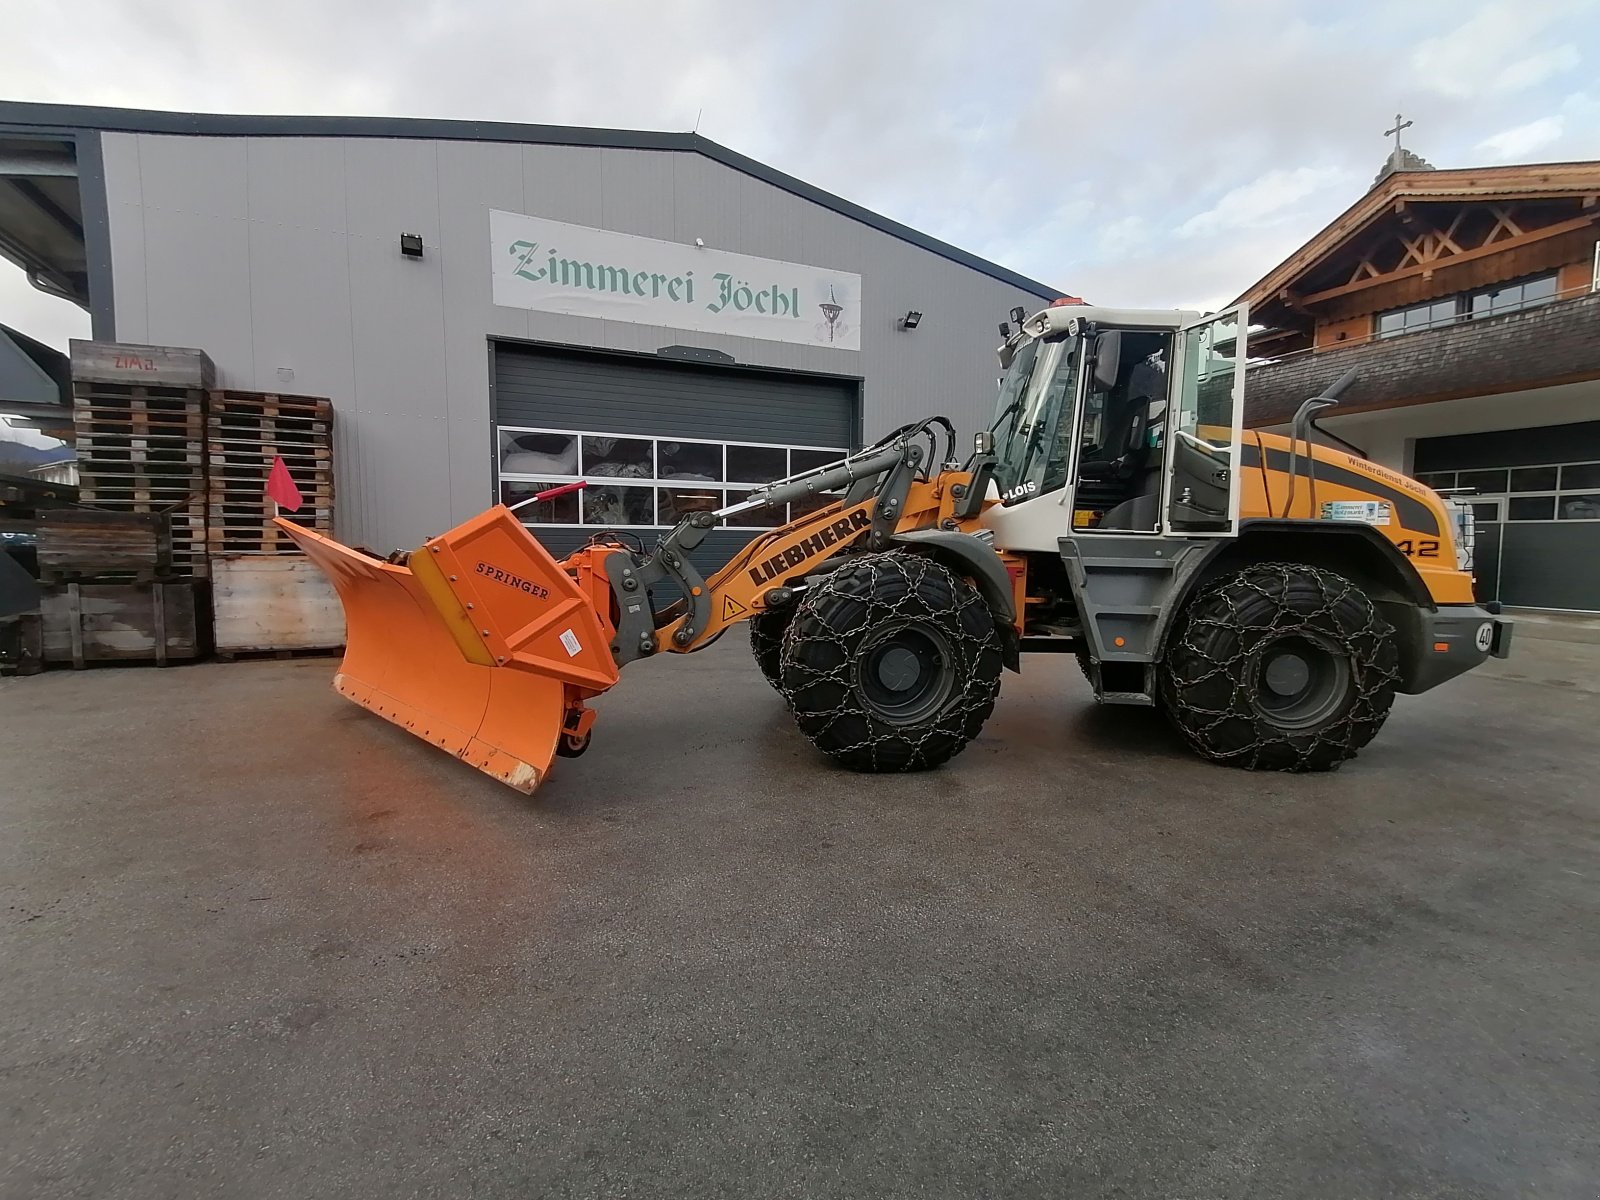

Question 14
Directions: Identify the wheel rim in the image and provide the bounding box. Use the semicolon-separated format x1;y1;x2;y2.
857;623;956;725
1251;634;1351;730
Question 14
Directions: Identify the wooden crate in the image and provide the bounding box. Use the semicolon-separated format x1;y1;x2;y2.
72;380;209;578
211;555;343;654
37;510;173;582
40;580;201;667
205;390;334;556
70;339;216;390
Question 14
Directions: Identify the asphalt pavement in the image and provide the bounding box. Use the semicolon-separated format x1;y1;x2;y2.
2;635;1597;1198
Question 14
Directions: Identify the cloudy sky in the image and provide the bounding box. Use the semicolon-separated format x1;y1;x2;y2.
3;0;1598;353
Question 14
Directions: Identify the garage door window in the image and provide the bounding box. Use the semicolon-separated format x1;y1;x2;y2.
1419;461;1600;522
497;427;847;529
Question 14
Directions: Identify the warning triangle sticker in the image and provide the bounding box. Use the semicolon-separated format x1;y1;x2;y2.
722;595;749;622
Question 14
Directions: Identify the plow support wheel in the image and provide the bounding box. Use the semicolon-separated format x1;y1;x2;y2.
274;508;620;793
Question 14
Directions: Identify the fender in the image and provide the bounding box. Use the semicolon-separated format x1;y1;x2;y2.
1150;518;1438;659
891;528;1020;671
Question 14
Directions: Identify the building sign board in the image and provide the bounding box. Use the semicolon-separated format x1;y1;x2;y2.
490;211;861;351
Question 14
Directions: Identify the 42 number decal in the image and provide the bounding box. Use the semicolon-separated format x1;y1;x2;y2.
1395;538;1440;558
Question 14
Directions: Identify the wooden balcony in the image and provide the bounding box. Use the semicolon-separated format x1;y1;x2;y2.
1245;290;1600;427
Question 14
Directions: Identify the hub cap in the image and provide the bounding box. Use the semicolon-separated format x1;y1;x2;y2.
858;625;956;725
1253;635;1351;730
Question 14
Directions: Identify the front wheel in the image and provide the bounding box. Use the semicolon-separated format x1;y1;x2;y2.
780;552;1002;772
749;609;792;691
1159;563;1399;771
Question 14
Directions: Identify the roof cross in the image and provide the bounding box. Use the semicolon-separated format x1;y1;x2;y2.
1385;113;1413;157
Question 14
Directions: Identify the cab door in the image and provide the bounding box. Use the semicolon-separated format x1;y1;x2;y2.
1165;305;1248;536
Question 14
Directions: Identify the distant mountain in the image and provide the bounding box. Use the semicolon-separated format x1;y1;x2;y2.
0;439;75;471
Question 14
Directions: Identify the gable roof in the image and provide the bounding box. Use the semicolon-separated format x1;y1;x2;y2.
1235;160;1600;308
0;101;1062;299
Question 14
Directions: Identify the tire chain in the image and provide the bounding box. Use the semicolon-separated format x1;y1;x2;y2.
748;609;790;691
1161;562;1399;771
779;551;1002;772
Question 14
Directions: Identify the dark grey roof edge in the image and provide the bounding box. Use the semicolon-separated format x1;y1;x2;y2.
0;100;1063;299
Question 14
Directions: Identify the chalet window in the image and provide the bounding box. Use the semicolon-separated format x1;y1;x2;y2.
1373;271;1560;341
1375;297;1459;338
1469;272;1558;320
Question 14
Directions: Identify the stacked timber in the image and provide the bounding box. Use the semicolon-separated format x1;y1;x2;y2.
204;390;334;555
204;389;341;657
69;340;212;579
38;341;214;667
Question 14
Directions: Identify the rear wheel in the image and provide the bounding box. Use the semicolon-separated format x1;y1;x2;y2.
749;609;792;690
1159;563;1398;771
780;552;1002;772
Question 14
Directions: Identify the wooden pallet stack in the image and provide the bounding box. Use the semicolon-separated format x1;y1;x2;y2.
70;341;213;579
205;389;335;554
204;389;342;657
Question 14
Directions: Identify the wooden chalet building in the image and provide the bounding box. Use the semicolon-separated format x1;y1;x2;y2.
1239;157;1600;611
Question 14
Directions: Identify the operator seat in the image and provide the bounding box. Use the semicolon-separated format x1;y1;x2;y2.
1094;360;1168;532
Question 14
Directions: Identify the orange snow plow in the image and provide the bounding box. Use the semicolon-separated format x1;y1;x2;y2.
277;505;621;792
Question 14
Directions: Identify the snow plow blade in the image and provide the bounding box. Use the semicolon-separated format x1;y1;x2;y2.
273;509;619;793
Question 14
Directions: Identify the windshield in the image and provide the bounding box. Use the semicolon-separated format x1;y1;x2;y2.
989;334;1081;503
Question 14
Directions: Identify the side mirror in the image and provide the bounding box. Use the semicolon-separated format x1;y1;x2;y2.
1093;330;1122;390
974;431;994;455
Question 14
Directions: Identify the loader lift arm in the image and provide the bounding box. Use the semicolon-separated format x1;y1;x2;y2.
603;419;969;666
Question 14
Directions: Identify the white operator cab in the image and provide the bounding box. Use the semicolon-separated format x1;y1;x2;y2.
980;302;1249;553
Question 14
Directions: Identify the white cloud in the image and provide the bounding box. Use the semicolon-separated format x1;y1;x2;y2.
0;0;1595;342
1179;167;1349;239
1477;115;1566;159
1495;45;1584;92
1412;1;1585;98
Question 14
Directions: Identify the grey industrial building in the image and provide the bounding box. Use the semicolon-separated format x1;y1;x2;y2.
0;102;1058;560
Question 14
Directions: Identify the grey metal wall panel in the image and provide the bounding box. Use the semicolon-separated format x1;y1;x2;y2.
139;203;256;382
437;140;529;530
96;131;1051;550
599;147;677;240
103;134;148;342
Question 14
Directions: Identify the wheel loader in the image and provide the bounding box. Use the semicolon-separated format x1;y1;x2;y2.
277;300;1512;793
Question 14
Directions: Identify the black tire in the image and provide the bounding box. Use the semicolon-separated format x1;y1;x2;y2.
749;609;792;690
1159;563;1399;772
779;552;1002;772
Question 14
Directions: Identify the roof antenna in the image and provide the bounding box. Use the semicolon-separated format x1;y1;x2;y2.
693;107;703;135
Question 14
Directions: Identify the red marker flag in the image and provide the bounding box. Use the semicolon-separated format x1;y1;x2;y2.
265;455;304;513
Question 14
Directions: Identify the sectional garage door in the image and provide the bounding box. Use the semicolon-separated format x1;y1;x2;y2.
491;342;860;576
1414;419;1600;612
